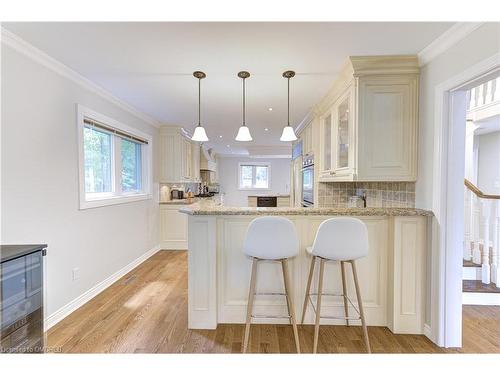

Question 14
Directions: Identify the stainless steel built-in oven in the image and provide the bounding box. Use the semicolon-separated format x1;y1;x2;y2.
301;154;314;207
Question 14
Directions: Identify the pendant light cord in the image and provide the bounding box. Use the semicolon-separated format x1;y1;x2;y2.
198;78;201;126
242;77;246;126
287;77;290;127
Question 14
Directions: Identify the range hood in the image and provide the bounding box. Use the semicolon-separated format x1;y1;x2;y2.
200;147;217;172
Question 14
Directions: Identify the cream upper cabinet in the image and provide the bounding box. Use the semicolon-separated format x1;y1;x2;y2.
160;126;199;183
191;143;201;182
318;55;419;182
299;122;314;155
357;75;418;180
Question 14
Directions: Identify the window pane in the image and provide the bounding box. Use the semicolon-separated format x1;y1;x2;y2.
255;166;269;188
84;126;112;193
121;138;142;192
240;165;253;188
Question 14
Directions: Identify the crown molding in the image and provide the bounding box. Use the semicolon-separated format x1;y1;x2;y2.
418;22;484;66
295;107;317;135
1;27;161;128
350;55;419;76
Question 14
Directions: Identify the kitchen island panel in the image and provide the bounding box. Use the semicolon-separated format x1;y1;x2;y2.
186;213;429;334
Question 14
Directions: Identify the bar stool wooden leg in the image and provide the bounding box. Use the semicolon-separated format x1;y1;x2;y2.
313;258;325;354
281;258;301;353
301;256;316;324
350;260;371;353
242;258;258;353
340;261;350;327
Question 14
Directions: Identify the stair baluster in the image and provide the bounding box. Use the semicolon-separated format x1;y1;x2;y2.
481;200;491;284
472;194;482;264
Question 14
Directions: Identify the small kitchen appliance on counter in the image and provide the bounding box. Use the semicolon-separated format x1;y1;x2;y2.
170;188;184;200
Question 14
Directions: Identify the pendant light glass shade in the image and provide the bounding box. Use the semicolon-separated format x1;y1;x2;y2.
280;70;297;142
192;125;209;142
236;125;252;141
235;71;252;142
280;125;297;142
191;71;209;142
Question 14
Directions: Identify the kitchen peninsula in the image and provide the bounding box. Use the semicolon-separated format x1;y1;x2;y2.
180;203;432;335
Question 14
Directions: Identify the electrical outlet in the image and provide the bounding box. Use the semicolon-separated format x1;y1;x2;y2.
72;267;80;281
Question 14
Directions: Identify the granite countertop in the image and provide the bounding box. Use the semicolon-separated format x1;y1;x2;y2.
160;199;197;205
247;194;291;198
160;196;216;205
179;203;433;217
0;244;47;263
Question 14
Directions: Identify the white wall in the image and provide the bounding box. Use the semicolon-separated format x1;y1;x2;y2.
476;131;500;194
1;46;160;320
217;157;291;206
417;23;500;209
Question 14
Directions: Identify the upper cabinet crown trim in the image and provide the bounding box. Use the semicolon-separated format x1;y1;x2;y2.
350;55;420;76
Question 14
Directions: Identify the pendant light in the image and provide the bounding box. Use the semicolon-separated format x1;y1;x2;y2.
235;71;253;142
280;70;298;142
191;71;209;142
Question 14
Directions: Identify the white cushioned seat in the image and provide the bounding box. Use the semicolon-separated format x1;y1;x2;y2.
243;216;299;260
309;217;368;261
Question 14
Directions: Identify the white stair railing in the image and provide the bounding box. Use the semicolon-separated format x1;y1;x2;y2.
468;78;499;110
464;179;500;285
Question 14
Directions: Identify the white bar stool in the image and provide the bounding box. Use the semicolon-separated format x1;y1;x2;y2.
242;216;300;353
301;217;371;353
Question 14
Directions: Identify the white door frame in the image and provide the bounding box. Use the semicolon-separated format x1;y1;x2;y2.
431;53;500;347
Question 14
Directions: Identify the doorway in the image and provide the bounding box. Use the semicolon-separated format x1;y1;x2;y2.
432;54;500;348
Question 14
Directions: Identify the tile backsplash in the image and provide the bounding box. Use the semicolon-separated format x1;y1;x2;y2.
318;182;415;208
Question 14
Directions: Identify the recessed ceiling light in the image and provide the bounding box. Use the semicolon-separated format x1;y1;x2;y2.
264;128;269;131
219;135;223;138
268;107;273;111
226;144;230;148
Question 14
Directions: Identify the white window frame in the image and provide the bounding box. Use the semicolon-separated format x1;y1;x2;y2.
77;105;153;209
238;162;271;190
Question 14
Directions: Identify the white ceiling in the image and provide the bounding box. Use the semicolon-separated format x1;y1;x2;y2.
3;22;453;155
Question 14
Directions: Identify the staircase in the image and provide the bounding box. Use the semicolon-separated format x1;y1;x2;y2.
463;179;500;305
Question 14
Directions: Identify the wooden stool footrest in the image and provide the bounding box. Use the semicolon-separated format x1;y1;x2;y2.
308;295;360;317
251;314;291;319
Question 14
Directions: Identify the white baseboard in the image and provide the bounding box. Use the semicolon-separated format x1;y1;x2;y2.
463;292;500;306
423;323;432;340
45;244;161;331
462;266;481;280
160;240;187;250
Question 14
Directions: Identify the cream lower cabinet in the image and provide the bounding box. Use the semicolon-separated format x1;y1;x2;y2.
160;205;188;250
318;55;419;182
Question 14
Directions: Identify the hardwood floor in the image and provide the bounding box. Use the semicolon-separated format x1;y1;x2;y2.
463;279;500;293
47;251;500;353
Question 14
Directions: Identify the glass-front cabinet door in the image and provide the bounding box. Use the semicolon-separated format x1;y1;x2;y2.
321;113;332;173
319;84;355;181
331;85;355;179
335;95;350;170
